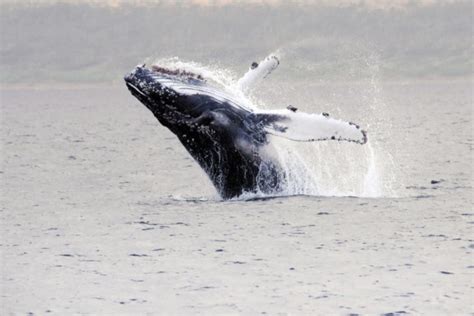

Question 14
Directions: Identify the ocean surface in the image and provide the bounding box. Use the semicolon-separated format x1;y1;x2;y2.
1;77;472;314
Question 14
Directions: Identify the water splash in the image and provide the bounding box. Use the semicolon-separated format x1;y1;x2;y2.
360;53;398;197
361;54;384;197
151;57;238;92
362;141;382;197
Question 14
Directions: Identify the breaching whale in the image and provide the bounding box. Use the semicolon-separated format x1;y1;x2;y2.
124;55;367;199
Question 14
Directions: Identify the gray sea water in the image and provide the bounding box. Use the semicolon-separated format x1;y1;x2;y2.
1;78;472;314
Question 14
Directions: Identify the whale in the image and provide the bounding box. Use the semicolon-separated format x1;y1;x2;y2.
124;55;367;199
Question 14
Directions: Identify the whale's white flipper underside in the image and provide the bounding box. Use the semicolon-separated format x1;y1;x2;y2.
257;109;367;145
237;55;279;94
238;54;367;144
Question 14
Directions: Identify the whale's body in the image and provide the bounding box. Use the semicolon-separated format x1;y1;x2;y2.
124;56;367;199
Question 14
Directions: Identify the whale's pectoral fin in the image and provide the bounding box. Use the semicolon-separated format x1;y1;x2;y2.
237;55;280;94
256;110;367;145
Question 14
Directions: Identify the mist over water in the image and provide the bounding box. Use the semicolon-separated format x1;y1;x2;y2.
0;1;472;84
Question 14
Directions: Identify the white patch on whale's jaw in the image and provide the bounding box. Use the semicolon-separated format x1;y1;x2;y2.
125;82;148;99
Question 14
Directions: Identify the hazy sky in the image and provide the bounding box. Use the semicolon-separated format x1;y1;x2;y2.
0;0;461;9
1;0;470;83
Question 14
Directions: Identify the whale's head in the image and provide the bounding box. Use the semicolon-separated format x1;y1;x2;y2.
124;65;207;119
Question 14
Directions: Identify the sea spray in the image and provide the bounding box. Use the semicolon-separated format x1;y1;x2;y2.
362;141;382;197
360;53;399;197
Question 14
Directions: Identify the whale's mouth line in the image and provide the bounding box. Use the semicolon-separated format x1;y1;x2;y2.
126;82;148;98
